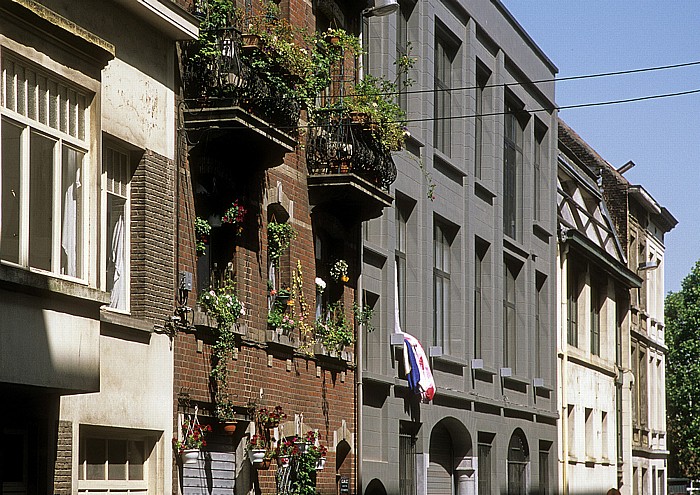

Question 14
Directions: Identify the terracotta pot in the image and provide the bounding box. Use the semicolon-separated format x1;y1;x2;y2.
181;449;199;464
223;421;237;435
325;35;340;45
256;458;272;470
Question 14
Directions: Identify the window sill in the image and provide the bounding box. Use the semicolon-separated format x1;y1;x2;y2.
474;180;496;205
314;343;353;366
100;307;151;333
266;328;298;351
532;222;552;242
0;262;109;305
432;354;467;368
193;309;248;336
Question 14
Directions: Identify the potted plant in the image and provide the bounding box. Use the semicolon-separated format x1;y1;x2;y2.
194;217;211;256
276;436;299;467
267;221;296;267
330;259;349;283
173;418;211;464
221;199;247;236
256;405;287;429
215;399;238;435
315;302;354;355
267;306;296;334
247;434;268;464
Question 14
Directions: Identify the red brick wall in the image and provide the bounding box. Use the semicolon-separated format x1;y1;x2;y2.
174;2;358;491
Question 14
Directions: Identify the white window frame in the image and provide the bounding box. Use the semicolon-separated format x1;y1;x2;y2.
1;50;90;283
77;429;151;494
102;141;131;312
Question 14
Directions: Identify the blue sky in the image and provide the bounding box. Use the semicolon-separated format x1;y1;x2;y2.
500;0;700;293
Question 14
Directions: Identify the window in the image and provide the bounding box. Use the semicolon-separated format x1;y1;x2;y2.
478;433;494;495
567;405;575;456
104;145;130;310
507;429;529;495
503;260;518;370
396;204;408;331
433;222;451;352
434;35;455;155
474;240;488;359
590;276;601;356
585;407;594;459
503;100;523;239
1;54;89;279
538;442;550;495
601;411;609;460
474;65;490;179
78;435;148;493
567;262;579;347
616;383;623;462
399;422;417;495
533;124;546;221
535;273;547;377
396;2;413;112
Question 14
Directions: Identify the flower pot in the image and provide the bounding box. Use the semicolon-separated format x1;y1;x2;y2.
325;35;340;45
242;34;262;50
223;421;237;435
248;448;267;464
277;456;291;468
181;449;199;464
294;440;308;454
316;456;326;470
349;111;370;126
256;458;272;470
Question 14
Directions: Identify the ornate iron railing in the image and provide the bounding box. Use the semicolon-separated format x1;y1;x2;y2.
305;109;397;191
181;27;300;131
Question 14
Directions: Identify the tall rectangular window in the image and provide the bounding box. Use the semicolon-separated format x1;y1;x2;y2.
503;260;517;370
533;125;546;221
590;277;601;356
1;55;88;280
396;205;408;331
474;65;489;179
616;383;623;462
399;423;417;495
478;433;494;495
539;443;551;495
474;240;488;359
585;407;594;459
104;145;130;311
434;36;454;155
535;273;547;377
503;101;523;239
567;263;579;347
434;222;451;352
396;3;412;112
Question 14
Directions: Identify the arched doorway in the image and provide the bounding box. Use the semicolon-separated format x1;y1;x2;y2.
507;428;529;495
365;478;388;495
427;419;474;495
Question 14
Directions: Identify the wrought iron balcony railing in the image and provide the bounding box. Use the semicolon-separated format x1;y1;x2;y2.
181;27;300;132
305;109;397;191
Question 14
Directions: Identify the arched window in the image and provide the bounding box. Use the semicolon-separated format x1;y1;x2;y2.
507;429;530;495
428;424;454;495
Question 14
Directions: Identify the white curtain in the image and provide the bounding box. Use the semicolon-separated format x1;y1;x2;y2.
61;167;80;277
109;213;125;310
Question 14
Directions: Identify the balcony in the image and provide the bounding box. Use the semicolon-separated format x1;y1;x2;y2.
181;27;299;158
306;108;396;221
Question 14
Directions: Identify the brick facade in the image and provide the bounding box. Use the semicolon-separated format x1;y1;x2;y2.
132;150;177;325
52;420;73;495
174;1;358;493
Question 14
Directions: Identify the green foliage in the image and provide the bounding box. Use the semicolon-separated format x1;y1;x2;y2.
199;279;244;420
353;302;375;333
267;221;296;267
666;260;700;477
267;305;296;333
194;217;212;256
291;448;321;495
315;302;354;353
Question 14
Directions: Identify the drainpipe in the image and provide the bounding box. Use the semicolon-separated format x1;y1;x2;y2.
561;244;569;495
356;222;364;495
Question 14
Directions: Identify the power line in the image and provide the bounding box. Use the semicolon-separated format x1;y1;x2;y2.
402;87;700;124
184;86;700;133
348;58;700;99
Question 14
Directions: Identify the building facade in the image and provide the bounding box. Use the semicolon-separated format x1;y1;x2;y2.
599;167;676;495
359;1;559;494
557;120;642;494
0;0;196;493
173;0;396;493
